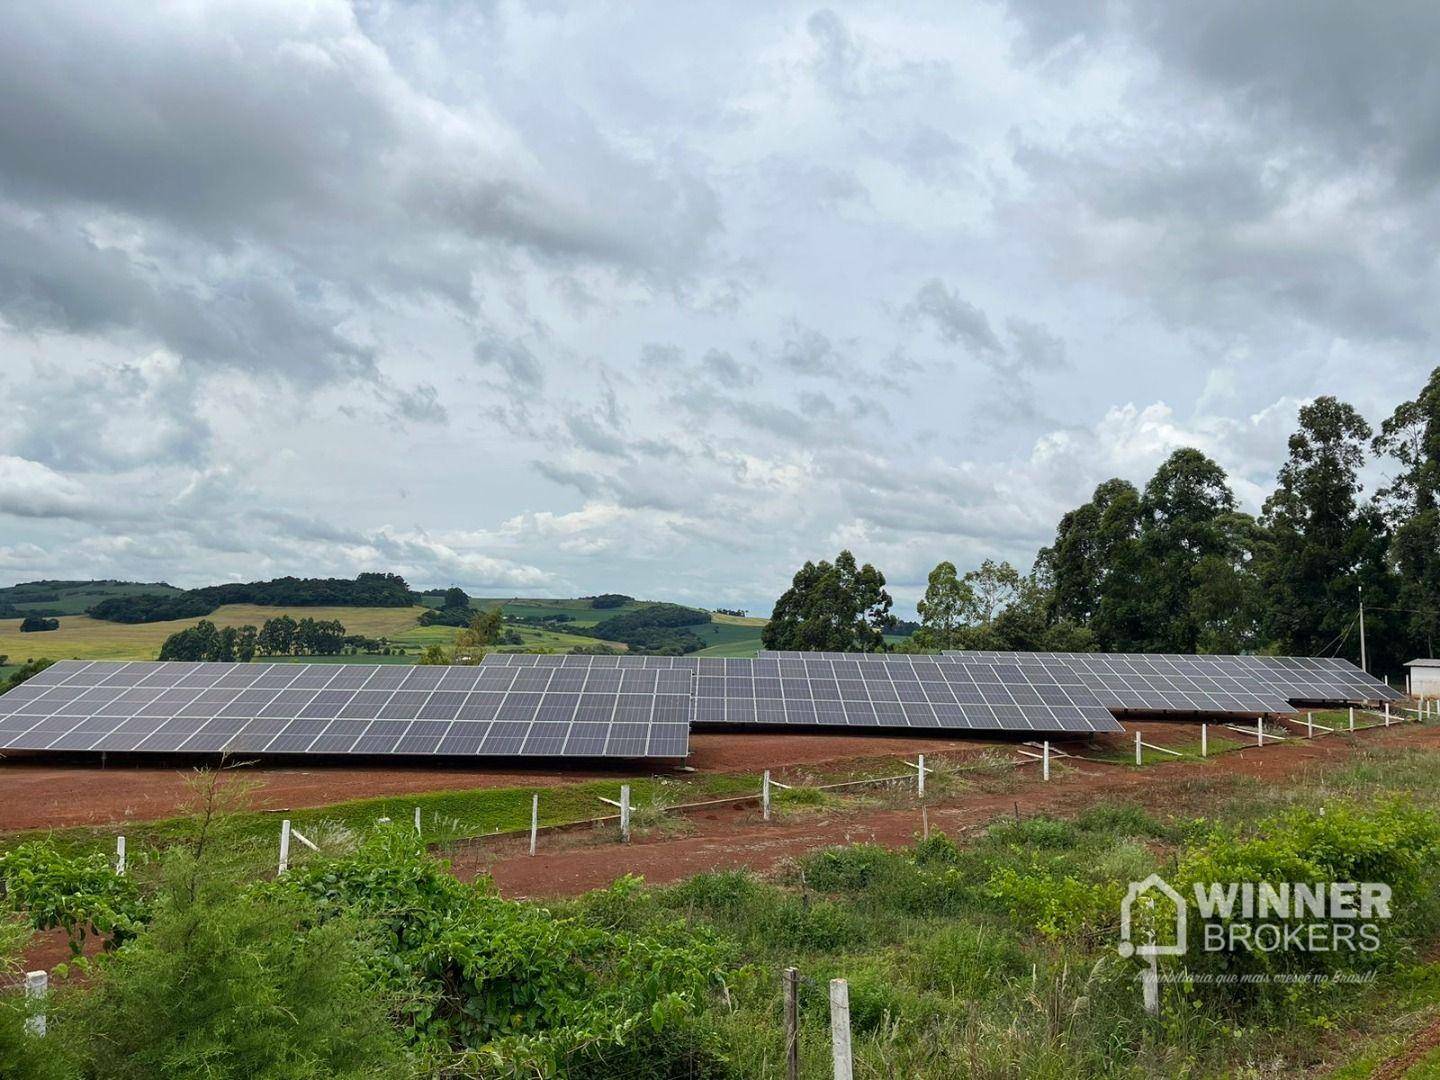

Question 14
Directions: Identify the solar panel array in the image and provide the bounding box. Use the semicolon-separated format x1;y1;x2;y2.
759;649;1399;712
484;653;1123;734
0;660;690;760
943;651;1400;708
0;646;1397;763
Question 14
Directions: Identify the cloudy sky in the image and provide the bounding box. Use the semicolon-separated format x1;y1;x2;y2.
2;1;1437;615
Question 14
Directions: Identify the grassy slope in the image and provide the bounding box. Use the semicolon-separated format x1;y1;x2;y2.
695;613;768;656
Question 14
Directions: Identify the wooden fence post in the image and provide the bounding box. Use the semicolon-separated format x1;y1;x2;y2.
620;784;631;844
916;754;926;798
763;770;772;822
784;967;800;1080
115;835;126;876
829;978;853;1080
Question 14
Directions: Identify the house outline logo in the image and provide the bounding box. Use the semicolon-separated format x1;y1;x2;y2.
1119;873;1187;958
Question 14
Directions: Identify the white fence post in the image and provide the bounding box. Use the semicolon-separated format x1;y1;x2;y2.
414;806;421;835
1349;706;1355;732
25;970;47;1036
763;770;772;822
1385;702;1391;726
1307;712;1314;738
115;835;126;876
1141;953;1159;1017
1042;741;1050;782
1200;724;1208;758
529;793;539;856
278;818;291;875
1257;720;1265;747
620;784;631;844
1134;730;1142;766
916;753;926;798
829;978;853;1080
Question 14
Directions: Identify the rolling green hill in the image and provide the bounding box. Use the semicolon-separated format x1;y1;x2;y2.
0;579;182;618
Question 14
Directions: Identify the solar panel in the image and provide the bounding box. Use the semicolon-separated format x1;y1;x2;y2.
0;661;689;760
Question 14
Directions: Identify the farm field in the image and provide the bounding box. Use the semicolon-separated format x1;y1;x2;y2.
0;604;437;663
694;612;768;655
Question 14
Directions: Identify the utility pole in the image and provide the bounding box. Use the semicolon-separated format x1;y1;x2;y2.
1359;585;1368;673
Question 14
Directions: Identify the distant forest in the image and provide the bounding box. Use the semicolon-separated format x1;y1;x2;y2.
86;573;416;623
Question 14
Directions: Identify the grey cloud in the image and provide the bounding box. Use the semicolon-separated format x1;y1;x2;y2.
388;383;448;425
564;412;630;458
807;9;864;101
1129;1;1440;191
778;325;847;376
907;280;1005;356
1005;318;1067;372
0;214;377;385
474;330;545;392
701;349;755;388
639;343;685;371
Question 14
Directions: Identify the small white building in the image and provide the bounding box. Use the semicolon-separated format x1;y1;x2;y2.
1407;659;1440;698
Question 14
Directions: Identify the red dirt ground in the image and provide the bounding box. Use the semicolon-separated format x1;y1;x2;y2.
456;723;1440;899
0;731;1000;832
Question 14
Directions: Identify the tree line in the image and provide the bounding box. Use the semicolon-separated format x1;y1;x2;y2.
157;616;349;663
90;572;416;624
764;367;1440;672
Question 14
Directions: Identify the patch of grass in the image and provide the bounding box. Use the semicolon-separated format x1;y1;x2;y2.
0;770;759;862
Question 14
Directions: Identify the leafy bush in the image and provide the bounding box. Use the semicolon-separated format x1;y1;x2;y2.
0;842;148;955
61;849;408;1080
982;865;1120;939
666;870;763;918
17;616;58;633
269;829;740;1072
1171;799;1440;1009
911;831;963;867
